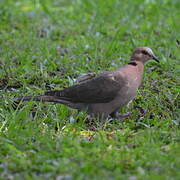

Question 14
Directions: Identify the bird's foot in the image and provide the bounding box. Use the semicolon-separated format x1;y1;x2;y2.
116;112;132;119
109;112;132;120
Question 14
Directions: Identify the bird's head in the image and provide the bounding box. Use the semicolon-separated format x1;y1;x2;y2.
131;47;159;64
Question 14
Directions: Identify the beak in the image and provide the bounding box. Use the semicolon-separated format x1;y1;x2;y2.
152;55;160;63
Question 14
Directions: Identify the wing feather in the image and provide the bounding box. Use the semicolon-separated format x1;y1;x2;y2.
45;72;125;103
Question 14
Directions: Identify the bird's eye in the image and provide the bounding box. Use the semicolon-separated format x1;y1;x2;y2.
142;50;149;55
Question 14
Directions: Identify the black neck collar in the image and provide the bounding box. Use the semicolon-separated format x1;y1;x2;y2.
128;61;137;66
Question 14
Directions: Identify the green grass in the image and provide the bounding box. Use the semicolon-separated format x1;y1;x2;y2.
0;0;180;179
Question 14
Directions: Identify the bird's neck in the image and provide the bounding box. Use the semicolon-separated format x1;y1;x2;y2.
136;61;144;73
128;60;144;75
127;60;144;87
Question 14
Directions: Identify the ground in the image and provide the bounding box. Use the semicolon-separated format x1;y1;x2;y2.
0;0;180;179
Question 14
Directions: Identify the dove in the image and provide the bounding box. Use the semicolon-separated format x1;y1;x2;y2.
16;47;159;119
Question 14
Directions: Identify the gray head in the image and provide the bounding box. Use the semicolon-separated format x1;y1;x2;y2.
131;47;159;64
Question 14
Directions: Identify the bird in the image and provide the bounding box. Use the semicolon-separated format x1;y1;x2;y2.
16;47;159;120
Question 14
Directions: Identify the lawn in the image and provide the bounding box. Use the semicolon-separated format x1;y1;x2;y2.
0;0;180;179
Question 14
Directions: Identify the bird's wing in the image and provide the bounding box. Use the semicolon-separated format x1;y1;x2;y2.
45;72;126;103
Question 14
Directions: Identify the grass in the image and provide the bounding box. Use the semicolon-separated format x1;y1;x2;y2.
0;0;180;179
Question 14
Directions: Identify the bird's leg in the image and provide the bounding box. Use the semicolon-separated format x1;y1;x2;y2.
84;115;94;124
117;112;132;118
109;110;131;119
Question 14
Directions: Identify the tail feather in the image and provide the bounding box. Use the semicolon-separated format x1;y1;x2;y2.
44;90;64;97
15;95;70;104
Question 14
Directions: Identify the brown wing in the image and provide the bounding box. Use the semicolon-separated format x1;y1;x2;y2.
45;72;125;104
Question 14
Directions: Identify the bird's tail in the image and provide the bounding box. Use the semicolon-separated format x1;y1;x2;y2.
15;95;70;105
